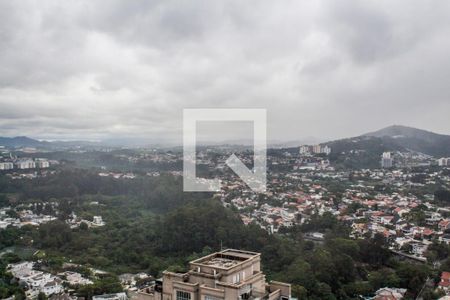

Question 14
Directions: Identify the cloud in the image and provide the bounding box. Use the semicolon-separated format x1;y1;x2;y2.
0;0;449;142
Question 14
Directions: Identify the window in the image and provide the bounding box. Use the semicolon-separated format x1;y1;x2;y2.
205;296;221;300
233;272;241;283
176;291;191;300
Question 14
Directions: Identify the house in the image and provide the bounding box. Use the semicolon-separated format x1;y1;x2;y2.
8;261;64;297
58;271;93;286
422;228;435;240
374;287;407;299
92;216;105;226
439;220;450;232
49;293;78;300
438;272;450;294
41;278;64;296
440;234;450;245
410;240;431;256
92;292;128;300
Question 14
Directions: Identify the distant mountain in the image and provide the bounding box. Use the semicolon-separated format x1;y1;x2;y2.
0;136;103;149
0;136;46;148
363;125;450;157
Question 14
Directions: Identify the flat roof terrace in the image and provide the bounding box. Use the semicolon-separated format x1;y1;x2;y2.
190;249;260;270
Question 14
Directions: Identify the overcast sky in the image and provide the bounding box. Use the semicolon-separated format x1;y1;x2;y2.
1;1;449;143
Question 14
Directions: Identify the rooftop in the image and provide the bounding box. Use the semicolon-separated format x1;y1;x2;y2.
190;249;259;270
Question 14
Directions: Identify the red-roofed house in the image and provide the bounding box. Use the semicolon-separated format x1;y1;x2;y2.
438;272;450;294
439;220;450;232
422;228;435;240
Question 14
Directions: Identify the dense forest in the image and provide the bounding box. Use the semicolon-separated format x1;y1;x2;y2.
1;170;449;299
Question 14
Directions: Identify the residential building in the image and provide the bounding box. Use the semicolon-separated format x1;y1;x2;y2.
312;145;322;154
381;152;393;168
439;220;450;232
15;159;36;169
438;158;450;167
35;159;50;168
299;146;310;155
93;293;128;300
322;146;331;155
0;162;14;170
134;249;292;300
373;287;406;300
58;271;93;286
439;272;450;294
92;216;105;226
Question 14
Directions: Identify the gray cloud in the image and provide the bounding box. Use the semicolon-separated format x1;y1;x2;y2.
0;0;450;142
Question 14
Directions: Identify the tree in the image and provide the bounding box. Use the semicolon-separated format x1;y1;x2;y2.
368;268;400;290
37;292;48;300
435;189;450;205
79;222;89;231
291;285;308;299
0;194;8;207
358;233;390;265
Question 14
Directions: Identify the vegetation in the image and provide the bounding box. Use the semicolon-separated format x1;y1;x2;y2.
0;171;441;299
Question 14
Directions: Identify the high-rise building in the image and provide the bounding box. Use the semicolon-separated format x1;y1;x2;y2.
381;152;393;168
299;145;331;156
134;249;293;300
0;162;14;170
438;158;449;167
312;145;321;154
35;159;50;168
15;159;36;169
322;146;331;155
299;145;310;155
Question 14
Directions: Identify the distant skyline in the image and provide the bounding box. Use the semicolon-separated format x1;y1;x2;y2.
1;1;450;143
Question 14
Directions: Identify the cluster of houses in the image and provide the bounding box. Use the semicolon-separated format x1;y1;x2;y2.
219;162;450;261
66;212;106;229
4;262;135;300
0;205;106;231
98;172;137;179
6;260;155;300
0;208;56;229
213;150;450;298
6;262;93;298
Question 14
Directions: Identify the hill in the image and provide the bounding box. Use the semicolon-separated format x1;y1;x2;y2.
324;136;405;169
363;125;450;157
322;125;450;169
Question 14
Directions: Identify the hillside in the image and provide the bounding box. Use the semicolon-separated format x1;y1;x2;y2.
324;136;405;169
322;125;450;169
363;125;450;157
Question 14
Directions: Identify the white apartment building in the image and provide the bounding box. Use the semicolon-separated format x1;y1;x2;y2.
299;146;310;155
92;216;105;226
0;162;14;170
438;158;449;167
35;159;50;168
381;152;393;168
15;160;36;169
